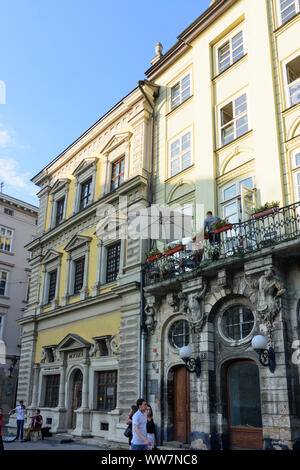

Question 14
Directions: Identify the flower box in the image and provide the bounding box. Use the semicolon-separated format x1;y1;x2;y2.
146;253;162;262
213;224;232;234
165;244;184;256
252;207;278;220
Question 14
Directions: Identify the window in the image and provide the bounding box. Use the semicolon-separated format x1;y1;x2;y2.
218;31;244;73
79;178;92;210
295;151;300;167
26;277;31;302
4;208;13;216
74;258;85;294
55;197;65;226
168;320;190;349
170;74;191;110
222;177;254;223
169;130;192;177
48;270;57;303
220;93;248;146
44;375;60;407
0;271;7;296
221;305;254;341
106;243;121;283
97;370;117;411
0;226;13;252
279;0;300;24
111;158;125;190
286;56;300;107
296;172;300;199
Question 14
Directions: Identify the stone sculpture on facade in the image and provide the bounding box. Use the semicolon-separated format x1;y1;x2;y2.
144;295;158;334
185;282;207;333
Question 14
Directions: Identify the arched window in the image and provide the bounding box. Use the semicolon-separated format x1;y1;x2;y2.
168;320;190;349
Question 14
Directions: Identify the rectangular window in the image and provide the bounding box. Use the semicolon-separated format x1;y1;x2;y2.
44;375;60;407
218;31;244;73
79;178;92;210
111;158;125;190
220;93;248;146
286;56;300;107
222;177;254;223
48;270;57;303
0;226;13;252
0;271;7;296
279;0;300;24
97;370;117;411
170;131;192;177
171;74;191;110
55;197;65;226
106;243;121;283
4;208;14;216
74;257;85;294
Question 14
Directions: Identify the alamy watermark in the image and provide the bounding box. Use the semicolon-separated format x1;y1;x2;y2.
0;80;6;104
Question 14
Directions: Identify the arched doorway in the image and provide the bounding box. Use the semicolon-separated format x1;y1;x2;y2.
227;361;263;450
173;366;190;444
71;369;83;429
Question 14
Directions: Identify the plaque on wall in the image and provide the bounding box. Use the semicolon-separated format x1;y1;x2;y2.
150;379;158;395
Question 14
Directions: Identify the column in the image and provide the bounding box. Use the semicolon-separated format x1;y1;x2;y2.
37;266;46;314
31;364;40;408
58;363;66;408
99;156;109;197
62;254;71;306
81;363;89;409
92;240;103;296
80;248;90;300
51;260;61;309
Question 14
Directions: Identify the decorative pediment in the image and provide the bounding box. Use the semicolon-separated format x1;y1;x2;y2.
42;249;63;264
100;132;132;155
72;157;98;177
57;334;91;352
64;234;92;252
49;178;71;195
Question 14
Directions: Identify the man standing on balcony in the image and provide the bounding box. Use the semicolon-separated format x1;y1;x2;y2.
204;211;221;245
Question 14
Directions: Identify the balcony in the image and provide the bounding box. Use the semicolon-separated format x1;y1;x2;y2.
144;201;300;287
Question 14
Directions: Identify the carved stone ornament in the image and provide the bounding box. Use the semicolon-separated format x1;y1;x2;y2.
144;295;158;334
40;348;47;363
245;267;286;341
185;282;207;333
167;292;180;312
110;335;120;355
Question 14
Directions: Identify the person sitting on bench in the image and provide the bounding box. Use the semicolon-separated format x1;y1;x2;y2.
24;409;43;442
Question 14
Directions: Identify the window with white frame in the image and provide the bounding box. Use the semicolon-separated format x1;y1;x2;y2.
169;130;192;177
218;30;244;74
222;177;254;223
0;271;8;296
295;150;300;167
286;56;300;107
170;74;191;110
279;0;300;25
220;93;248;146
0;226;13;252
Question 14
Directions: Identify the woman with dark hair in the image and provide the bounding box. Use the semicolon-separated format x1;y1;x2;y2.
146;404;156;450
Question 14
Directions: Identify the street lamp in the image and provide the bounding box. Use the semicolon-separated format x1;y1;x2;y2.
251;335;276;373
179;346;202;378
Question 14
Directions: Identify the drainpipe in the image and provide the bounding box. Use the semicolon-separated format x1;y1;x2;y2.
137;80;156;398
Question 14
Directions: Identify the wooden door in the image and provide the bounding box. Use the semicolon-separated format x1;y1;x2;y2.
72;370;83;429
174;366;190;443
227;361;263;450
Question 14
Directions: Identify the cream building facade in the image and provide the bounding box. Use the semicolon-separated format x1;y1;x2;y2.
143;0;300;450
10;83;158;441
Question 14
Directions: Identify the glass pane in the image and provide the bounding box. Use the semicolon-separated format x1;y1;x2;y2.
182;152;191;170
295;152;300;167
236;115;248;137
239;177;253;190
224;184;237;201
289;80;300;106
234;94;247;116
232;32;244;63
280;0;296;23
171;140;180;158
169;320;189;349
219;41;230;72
224;201;238;223
171;84;180;109
181;132;190;151
228;363;262;428
222;123;234;145
181;75;190;102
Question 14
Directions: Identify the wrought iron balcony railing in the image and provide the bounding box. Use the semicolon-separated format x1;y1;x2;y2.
144;201;300;286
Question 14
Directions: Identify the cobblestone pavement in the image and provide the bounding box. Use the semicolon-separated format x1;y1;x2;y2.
3;437;119;451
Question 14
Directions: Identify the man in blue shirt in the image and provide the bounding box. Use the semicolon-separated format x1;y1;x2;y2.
131;398;151;450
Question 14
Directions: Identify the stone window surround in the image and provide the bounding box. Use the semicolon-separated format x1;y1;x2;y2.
72;158;98;215
94;369;118;412
0;225;14;253
49;179;70;230
0;268;9;297
38;368;61;409
62;237;91;305
100;137;130;198
38;251;63;311
92;235;125;296
214;23;245;76
168;126;193;179
216;297;256;347
218;89;249;148
167;316;191;353
168;67;193;114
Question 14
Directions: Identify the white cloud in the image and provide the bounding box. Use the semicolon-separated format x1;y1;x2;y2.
0;158;37;197
0;128;13;147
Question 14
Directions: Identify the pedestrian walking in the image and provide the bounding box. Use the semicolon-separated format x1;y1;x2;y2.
23;409;43;442
146;404;156;450
9;400;26;441
0;408;4;451
125;405;138;447
131;398;151;450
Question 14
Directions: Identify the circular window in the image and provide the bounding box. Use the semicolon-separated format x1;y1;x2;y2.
168;320;190;349
221;305;254;341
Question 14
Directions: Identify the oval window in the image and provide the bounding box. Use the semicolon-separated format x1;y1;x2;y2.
221;305;254;341
168;320;190;349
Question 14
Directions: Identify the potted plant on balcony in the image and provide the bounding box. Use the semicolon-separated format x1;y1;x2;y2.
165;243;185;256
145;249;163;262
250;201;280;220
212;219;233;234
159;259;174;280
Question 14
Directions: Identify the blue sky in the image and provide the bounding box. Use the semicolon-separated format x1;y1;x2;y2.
0;0;209;206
